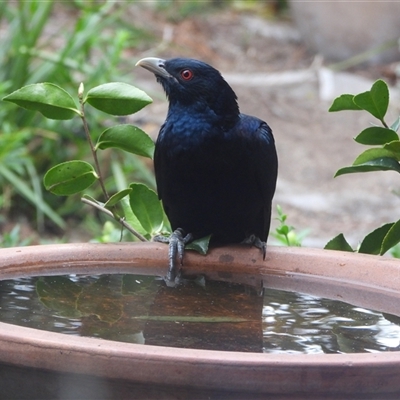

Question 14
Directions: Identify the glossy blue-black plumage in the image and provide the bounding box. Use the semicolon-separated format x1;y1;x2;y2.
150;58;278;246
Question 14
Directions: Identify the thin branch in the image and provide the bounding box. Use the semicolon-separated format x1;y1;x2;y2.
78;85;109;201
81;197;148;242
381;118;389;129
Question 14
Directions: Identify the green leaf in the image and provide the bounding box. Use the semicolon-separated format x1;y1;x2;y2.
275;205;287;223
186;235;211;255
276;225;290;236
44;160;98;196
96;124;155;159
104;188;132;209
381;220;400;255
3;83;80;120
391;116;400;133
335;157;400;177
354;127;399;145
353;80;389;121
129;183;164;235
383;141;400;159
120;197;149;238
36;276;82;318
324;233;354;252
358;223;394;254
85;82;152;116
329;94;362;112
353;148;398;164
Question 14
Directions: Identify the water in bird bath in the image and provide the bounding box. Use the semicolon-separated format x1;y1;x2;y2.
0;274;399;354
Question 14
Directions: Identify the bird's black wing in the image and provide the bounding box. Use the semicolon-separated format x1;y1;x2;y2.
154;122;166;202
239;114;278;241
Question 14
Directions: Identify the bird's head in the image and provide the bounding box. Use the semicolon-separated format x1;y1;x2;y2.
136;57;239;126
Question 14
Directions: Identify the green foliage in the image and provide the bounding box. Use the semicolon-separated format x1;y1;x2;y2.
3;79;166;242
388;243;400;258
85;82;152;115
185;235;212;255
129;183;164;237
329;80;389;123
90;221;127;244
96;125;155;158
0;129;65;229
329;94;362;112
325;234;353;252
353;80;389;122
3;83;80;120
354;127;398;145
104;189;132;209
0;0;156;231
335;156;400;177
271;205;308;247
4;78;211;256
44;161;98;196
358;223;395;255
0;224;33;247
326;79;400;255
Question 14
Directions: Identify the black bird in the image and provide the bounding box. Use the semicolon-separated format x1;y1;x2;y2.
136;57;278;286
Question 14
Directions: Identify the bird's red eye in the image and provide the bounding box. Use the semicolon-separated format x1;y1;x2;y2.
180;69;194;81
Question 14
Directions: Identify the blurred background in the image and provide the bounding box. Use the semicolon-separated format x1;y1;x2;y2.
0;0;399;249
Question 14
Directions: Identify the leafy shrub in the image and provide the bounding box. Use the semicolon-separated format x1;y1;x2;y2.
325;80;400;255
4;81;166;242
271;205;308;247
0;1;155;231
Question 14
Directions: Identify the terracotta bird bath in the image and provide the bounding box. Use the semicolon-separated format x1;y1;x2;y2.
0;242;400;399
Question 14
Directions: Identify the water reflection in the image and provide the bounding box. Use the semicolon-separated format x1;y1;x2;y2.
0;275;399;354
262;290;400;354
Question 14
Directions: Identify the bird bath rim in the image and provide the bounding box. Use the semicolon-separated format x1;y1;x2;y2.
0;242;400;396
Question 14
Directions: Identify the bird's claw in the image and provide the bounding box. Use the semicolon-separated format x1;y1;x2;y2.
242;234;266;260
154;228;193;287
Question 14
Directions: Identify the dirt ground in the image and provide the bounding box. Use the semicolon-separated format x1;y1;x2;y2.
129;6;400;249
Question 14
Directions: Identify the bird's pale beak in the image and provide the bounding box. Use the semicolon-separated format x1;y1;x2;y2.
135;57;171;79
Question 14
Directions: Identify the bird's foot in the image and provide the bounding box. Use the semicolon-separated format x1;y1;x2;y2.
153;228;193;287
242;234;266;260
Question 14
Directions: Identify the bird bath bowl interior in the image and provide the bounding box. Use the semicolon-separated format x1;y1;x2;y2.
1;242;400;399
